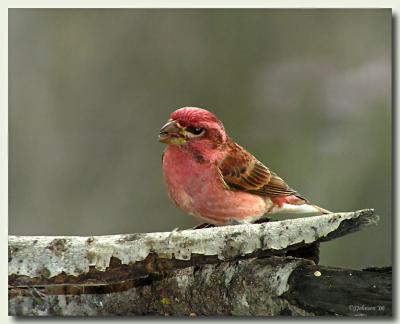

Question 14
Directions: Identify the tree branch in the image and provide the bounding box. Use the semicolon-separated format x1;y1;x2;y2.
9;209;390;316
9;257;391;316
9;209;377;285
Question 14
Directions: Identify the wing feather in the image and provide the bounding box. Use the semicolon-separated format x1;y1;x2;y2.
218;141;298;197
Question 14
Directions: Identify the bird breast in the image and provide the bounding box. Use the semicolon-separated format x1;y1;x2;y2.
162;146;269;224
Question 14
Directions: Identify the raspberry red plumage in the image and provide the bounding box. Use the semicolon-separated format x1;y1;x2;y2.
170;107;222;127
159;107;330;225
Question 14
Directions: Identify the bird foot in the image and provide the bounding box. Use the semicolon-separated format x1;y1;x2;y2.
226;219;243;226
192;223;216;230
253;217;272;224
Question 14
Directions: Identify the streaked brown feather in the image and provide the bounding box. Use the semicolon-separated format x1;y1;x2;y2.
219;140;298;197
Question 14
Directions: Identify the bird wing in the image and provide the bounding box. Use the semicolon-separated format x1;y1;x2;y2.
218;141;298;197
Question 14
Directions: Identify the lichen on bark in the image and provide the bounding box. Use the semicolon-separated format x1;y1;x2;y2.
9;209;376;280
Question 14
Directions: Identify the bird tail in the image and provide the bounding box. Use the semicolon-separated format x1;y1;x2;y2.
270;196;332;215
308;203;332;214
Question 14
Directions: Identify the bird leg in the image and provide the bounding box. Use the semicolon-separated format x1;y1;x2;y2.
192;217;272;229
253;217;272;224
192;223;216;230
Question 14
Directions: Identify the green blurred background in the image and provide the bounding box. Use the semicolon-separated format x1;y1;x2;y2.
9;9;391;269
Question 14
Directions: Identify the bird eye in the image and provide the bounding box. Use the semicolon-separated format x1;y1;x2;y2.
186;127;205;136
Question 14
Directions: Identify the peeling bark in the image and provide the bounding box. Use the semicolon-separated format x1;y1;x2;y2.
9;209;377;286
9;257;391;316
8;257;315;316
8;209;390;316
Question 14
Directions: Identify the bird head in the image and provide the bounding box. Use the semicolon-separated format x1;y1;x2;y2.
158;107;227;147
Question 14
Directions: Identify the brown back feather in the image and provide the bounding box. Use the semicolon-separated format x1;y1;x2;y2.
218;140;298;197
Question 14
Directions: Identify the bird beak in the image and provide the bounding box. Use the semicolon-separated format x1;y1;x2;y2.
158;120;186;145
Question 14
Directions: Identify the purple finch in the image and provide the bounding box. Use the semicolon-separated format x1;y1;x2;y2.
159;107;330;225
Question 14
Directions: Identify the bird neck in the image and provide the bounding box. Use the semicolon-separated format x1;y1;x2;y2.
167;140;224;165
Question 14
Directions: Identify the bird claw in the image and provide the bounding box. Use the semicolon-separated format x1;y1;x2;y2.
192;223;215;230
253;217;272;224
226;219;243;226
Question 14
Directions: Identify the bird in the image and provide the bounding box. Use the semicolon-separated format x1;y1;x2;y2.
159;107;331;226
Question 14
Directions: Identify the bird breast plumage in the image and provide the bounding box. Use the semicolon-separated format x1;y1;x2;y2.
162;146;270;225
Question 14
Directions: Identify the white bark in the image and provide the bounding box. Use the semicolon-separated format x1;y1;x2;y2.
9;209;387;316
9;209;377;281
